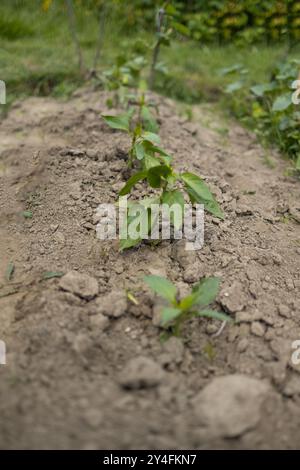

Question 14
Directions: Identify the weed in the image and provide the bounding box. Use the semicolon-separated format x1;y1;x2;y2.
144;275;232;337
5;262;14;282
223;58;300;169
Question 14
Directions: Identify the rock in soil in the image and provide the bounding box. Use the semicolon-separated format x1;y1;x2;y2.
59;271;98;300
192;375;271;438
95;290;127;318
119;357;165;390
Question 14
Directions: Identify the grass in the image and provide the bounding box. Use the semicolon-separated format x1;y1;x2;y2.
1;0;300;130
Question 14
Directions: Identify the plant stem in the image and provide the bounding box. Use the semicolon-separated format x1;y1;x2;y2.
93;3;107;71
149;8;165;89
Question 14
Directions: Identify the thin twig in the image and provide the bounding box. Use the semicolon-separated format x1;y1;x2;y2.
212;320;227;338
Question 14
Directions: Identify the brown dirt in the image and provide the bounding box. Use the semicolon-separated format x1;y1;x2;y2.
0;88;300;449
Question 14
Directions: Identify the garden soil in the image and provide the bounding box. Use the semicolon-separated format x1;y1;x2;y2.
0;88;300;449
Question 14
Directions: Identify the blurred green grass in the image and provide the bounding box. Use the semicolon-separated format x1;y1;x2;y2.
0;0;299;113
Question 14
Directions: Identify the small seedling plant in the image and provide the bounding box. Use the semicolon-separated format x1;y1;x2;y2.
144;275;231;336
101;7;221;251
102;93;161;169
102;105;223;250
117;159;223;250
102;52;148;108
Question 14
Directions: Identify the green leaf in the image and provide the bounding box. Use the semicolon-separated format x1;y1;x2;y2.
150;145;172;165
192;277;220;307
161;307;182;326
102;112;132;132
144;275;177;303
171;21;190;37
134;141;146;160
22;210;33;219
120;236;141;251
219;64;243;76
139;139;172;165
119;170;148;196
181;172;224;219
143;154;161;170
296;154;300;170
196;309;232;322
147;165;171;188
119;210;142;251
42;271;64;280
250;83;276;97
141;131;160;145
141;105;159;133
161;190;185;229
272;93;292;112
5;262;14;281
225;80;244;93
180;277;220;311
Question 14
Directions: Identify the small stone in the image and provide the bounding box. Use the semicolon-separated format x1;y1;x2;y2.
83;409;103;428
59;271;98;300
119;357;165;390
89;313;109;331
192;375;270;438
220;282;247;314
183;264;205;284
272;254;282;265
206;323;219;335
278;305;291;319
235;309;263;323
96;290;127;318
236;204;253;216
236;338;249;353
172;241;195;268
162;337;184;364
251;321;266;337
286;279;294;291
283;375;300;397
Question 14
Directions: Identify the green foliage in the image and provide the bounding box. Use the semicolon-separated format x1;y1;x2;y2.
102;70;223;251
181;172;224;219
0;13;34;40
144;275;232;336
223;57;300;170
120;0;300;45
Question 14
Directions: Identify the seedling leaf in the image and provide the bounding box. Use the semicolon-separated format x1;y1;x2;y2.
141;105;159;133
119;170;148;196
196;309;232;322
141;131;160;145
22;211;33;219
161;307;181;326
181;172;224;219
42;271;64;280
161;190;185;229
147;165;171;188
102;112;132;132
191;277;220;307
5;262;14;281
144;275;177;303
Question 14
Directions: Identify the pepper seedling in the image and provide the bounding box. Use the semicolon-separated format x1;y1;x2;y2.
102;92;164;168
118;161;223;250
144;275;232;336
